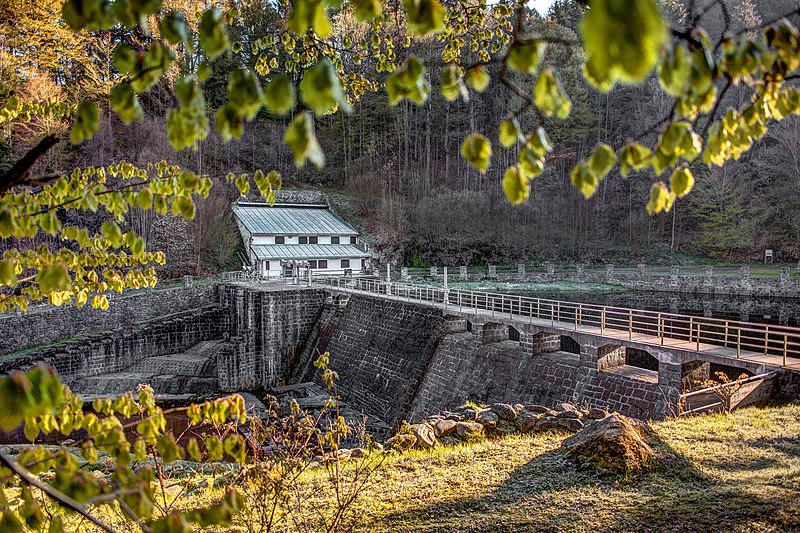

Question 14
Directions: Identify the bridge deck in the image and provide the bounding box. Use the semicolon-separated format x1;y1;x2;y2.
321;282;800;371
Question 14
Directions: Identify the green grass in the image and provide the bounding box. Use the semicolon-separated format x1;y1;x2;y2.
236;404;800;532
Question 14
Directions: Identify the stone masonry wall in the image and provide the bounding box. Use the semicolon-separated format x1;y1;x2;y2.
304;295;447;429
218;285;325;390
0;307;224;383
407;332;662;421
0;284;218;356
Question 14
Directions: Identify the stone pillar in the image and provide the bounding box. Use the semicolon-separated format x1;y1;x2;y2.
574;344;599;400
655;360;682;419
780;267;790;286
459;266;468;280
597;345;626;371
546;263;555;275
740;265;751;279
443;314;468;333
488;264;497;277
576;264;584;279
401;267;409;282
605;264;614;281
670;265;680;279
473;321;508;344
430;266;438;277
637;263;646;279
703;266;714;283
517;263;525;279
183;275;193;288
520;330;561;355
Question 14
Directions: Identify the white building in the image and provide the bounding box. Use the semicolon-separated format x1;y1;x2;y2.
231;199;371;277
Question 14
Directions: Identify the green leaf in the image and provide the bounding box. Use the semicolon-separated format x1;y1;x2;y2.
227;69;264;120
157;433;184;464
580;0;667;91
670;166;694;198
199;8;230;61
618;142;652;177
465;65;490;92
70;101;99;145
0;259;17;286
404;0;445;36
506;40;545;74
265;76;296;115
299;60;352;116
101;221;123;247
110;83;143;124
216;105;244;142
571;163;598;199
518;146;544;178
503;165;530;205
36;264;72;294
460;133;492;173
160;12;190;46
441;64;467;101
168;77;209;150
386;56;430;105
499;117;522;148
534;68;571;119
284;112;325;168
288;0;332;38
659;44;691;97
526;126;553;157
352;0;382;21
646;181;675;215
588;144;616;179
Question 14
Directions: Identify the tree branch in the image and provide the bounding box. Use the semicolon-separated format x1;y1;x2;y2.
0;135;61;194
0;451;115;533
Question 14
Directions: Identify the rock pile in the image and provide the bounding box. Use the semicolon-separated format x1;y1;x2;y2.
561;412;654;473
386;402;605;451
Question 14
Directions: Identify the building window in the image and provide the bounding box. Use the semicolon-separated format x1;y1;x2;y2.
264;261;270;272
361;259;366;268
309;236;319;244
308;260;317;269
350;236;357;244
341;259;350;268
275;236;285;244
318;260;328;269
299;236;308;244
331;236;340;244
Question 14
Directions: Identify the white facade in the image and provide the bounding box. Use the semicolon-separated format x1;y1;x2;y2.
231;200;371;278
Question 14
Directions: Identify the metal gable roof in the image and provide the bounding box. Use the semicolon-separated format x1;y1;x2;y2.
232;203;358;236
251;244;370;260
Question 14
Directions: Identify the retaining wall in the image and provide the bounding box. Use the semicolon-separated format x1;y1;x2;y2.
0;284;218;356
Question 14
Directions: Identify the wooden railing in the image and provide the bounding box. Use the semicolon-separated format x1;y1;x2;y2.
321;277;800;366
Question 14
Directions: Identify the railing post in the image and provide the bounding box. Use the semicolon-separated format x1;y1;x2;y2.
696;322;700;351
784;334;788;366
765;326;769;355
628;310;632;340
659;314;664;346
689;317;693;343
601;308;605;334
575;304;579;330
557;302;560;325
724;321;729;348
737;328;741;359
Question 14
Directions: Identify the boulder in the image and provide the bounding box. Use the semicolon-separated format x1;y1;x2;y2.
434;419;458;437
409;423;437;449
555;403;580;416
587;408;608;420
534;417;561;430
514;403;525;413
516;411;541;433
561;413;654;473
557;418;585;432
478;410;499;429
462;408;479;421
349;447;367;458
525;404;550;413
455;421;484;437
385;434;416;451
490;403;517;421
556;409;582;420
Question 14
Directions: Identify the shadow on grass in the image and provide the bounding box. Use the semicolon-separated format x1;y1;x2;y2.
372;430;800;532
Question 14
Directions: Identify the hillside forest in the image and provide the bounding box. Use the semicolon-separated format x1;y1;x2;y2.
2;0;800;275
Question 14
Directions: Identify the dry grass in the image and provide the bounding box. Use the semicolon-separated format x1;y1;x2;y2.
293;403;800;532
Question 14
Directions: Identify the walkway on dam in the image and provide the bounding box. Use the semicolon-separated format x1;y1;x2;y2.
312;277;800;372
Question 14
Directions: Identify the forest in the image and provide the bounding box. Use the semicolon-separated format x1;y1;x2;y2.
2;0;800;277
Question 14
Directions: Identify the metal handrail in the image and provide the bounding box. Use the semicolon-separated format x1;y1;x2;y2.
320;277;800;366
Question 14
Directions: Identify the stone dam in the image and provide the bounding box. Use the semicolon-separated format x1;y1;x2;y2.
1;282;798;431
